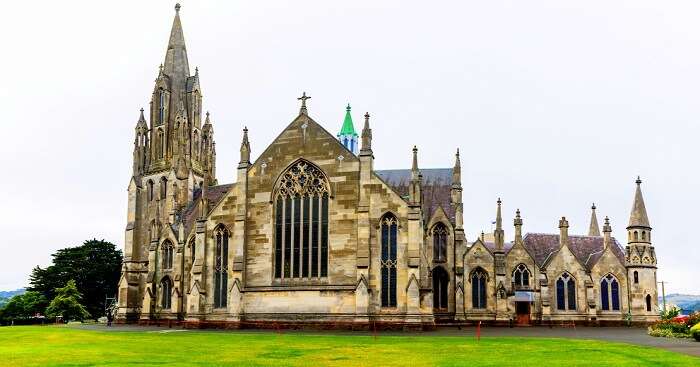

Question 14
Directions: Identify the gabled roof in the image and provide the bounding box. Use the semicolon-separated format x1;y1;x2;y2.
375;168;454;223
522;233;625;270
180;184;234;236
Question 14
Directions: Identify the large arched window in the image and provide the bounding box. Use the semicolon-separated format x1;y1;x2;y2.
274;160;329;279
432;266;449;310
214;226;229;309
471;268;487;309
512;264;531;288
556;272;576;311
161;277;172;310
646;294;652;312
432;223;448;262
161;240;173;270
380;213;398;308
600;274;620;311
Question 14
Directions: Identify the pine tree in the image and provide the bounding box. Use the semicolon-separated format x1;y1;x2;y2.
45;280;90;321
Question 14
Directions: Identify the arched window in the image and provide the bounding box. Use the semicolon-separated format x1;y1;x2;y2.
161;240;173;270
274;160;329;279
160;177;168;200
646;294;652;312
157;129;165;159
432;266;449;310
471;268;487;309
633;271;639;284
512;264;531;288
556;272;576;311
600;274;620;311
432;223;448;262
161;277;171;310
633;231;639;241
214;226;229;309
188;237;196;263
641;231;646;241
147;180;154;201
159;90;166;125
380;214;398;308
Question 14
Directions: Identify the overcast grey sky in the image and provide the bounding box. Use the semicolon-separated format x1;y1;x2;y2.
1;1;698;294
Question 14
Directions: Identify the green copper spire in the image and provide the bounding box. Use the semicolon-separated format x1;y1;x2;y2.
339;104;358;137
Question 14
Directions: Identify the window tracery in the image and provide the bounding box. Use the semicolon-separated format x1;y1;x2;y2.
381;214;398;307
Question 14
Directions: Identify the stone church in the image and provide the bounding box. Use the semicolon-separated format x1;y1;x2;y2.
117;5;660;328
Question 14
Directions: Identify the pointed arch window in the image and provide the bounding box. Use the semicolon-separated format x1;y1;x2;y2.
160;177;168;200
633;271;639;284
432;223;448;262
157;129;165;159
646;294;652;312
214;226;229;309
161;277;172;310
159;90;166;125
556;272;576;311
274;160;329;280
471;268;487;309
188;237;196;264
600;274;620;311
380;214;398;308
432;266;449;310
512;264;531;288
161;240;173;270
147;180;155;201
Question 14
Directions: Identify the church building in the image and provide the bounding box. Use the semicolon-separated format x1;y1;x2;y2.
117;5;660;328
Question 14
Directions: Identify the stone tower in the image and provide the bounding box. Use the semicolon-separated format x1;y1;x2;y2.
337;104;359;155
118;3;216;321
625;177;658;322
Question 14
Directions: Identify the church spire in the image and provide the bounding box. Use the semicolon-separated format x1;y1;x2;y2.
360;112;372;155
163;3;190;79
338;104;359;154
494;198;504;251
588;203;601;236
628;176;650;228
239;127;251;168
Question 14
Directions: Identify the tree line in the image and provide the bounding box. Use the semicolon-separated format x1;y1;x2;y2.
0;239;122;325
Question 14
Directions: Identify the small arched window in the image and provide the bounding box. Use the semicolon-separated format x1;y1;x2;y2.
641;231;646;241
188;237;196;263
160;177;168;200
633;231;639;241
158;90;166;125
193;131;199;160
161;240;173;270
471;268;488;309
600;274;620;311
157;129;165;159
274;160;329;279
432;223;448;262
646;294;652;312
512;264;531;288
381;213;398;308
556;272;576;311
161;277;171;310
214;225;229;309
633;271;639;284
147;180;154;201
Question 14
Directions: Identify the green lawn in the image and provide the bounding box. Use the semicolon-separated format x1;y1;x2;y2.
0;326;698;366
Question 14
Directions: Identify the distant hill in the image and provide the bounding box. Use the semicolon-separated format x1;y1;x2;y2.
0;289;26;308
660;293;700;314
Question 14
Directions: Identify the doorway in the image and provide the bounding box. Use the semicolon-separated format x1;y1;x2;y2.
432;266;449;312
515;301;531;325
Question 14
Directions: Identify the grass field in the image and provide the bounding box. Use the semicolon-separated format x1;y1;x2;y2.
0;326;698;366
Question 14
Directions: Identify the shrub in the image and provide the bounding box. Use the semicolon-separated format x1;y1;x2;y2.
691;323;700;342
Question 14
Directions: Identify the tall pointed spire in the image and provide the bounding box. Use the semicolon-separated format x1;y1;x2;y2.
452;149;461;187
239;127;251;168
628;176;650;228
163;3;190;79
494;198;504;251
588;203;601;236
411;146;419;180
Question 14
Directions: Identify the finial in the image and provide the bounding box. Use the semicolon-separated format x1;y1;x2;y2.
604;216;610;225
175;3;181;13
140;107;144;113
195;66;199;75
516;208;521;218
298;92;311;114
413;145;418;153
346;103;351;112
592;202;596;210
497;197;502;205
364;112;370;120
636;176;642;185
243;126;248;133
456;148;460;158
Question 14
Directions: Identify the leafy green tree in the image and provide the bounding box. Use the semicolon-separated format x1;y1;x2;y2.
0;291;47;322
45;280;90;321
29;239;122;318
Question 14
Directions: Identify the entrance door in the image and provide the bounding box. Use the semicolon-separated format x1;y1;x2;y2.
515;302;531;325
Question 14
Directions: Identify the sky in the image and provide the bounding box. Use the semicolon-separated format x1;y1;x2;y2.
0;0;698;294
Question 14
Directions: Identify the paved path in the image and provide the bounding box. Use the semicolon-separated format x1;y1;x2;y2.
78;324;700;357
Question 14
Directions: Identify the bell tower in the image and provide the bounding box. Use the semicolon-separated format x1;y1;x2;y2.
624;177;659;322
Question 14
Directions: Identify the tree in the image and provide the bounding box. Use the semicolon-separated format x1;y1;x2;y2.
0;291;47;323
28;239;122;319
45;280;90;321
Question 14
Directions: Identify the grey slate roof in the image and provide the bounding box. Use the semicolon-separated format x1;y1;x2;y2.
375;168;455;223
522;233;625;269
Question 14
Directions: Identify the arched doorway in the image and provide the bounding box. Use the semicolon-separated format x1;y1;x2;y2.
432;266;449;311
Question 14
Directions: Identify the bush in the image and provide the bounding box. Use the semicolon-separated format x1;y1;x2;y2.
691;323;700;342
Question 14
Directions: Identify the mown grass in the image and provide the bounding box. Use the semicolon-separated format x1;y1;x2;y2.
0;325;698;366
